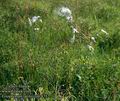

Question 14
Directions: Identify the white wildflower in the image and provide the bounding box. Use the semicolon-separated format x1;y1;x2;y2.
69;26;79;43
70;34;75;43
87;45;94;52
55;6;73;22
91;37;96;43
101;29;109;35
66;16;73;22
73;28;79;33
28;16;42;26
31;16;40;23
34;28;39;31
58;7;72;17
71;26;79;33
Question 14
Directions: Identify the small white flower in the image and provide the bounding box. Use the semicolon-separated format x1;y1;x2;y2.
55;6;73;22
59;7;72;17
66;16;73;22
101;29;109;35
34;28;39;31
70;34;75;43
32;16;40;23
73;28;79;33
91;37;96;43
71;26;79;33
69;26;79;43
87;45;94;52
28;16;42;26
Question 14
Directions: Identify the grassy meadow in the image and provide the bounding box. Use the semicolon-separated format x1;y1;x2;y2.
0;0;120;100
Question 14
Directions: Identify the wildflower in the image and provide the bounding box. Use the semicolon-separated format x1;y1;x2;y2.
55;6;73;22
87;45;94;52
71;26;79;33
32;16;40;23
28;16;42;26
66;16;73;22
91;37;96;43
69;26;79;43
101;29;109;35
70;34;75;43
58;7;72;17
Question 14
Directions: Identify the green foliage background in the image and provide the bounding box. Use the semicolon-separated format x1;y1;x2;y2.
0;0;120;100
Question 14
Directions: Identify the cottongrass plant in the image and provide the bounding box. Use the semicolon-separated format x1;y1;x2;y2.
28;16;42;31
55;6;73;22
1;0;120;100
54;6;79;43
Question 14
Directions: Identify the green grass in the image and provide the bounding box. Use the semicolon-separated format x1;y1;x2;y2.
0;0;120;100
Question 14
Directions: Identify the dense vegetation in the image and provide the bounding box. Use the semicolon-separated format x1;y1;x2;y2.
0;0;120;100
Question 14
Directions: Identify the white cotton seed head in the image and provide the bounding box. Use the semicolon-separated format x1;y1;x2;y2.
59;7;72;17
55;6;73;22
28;16;42;26
31;16;40;23
66;16;73;22
73;28;79;33
71;26;79;33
